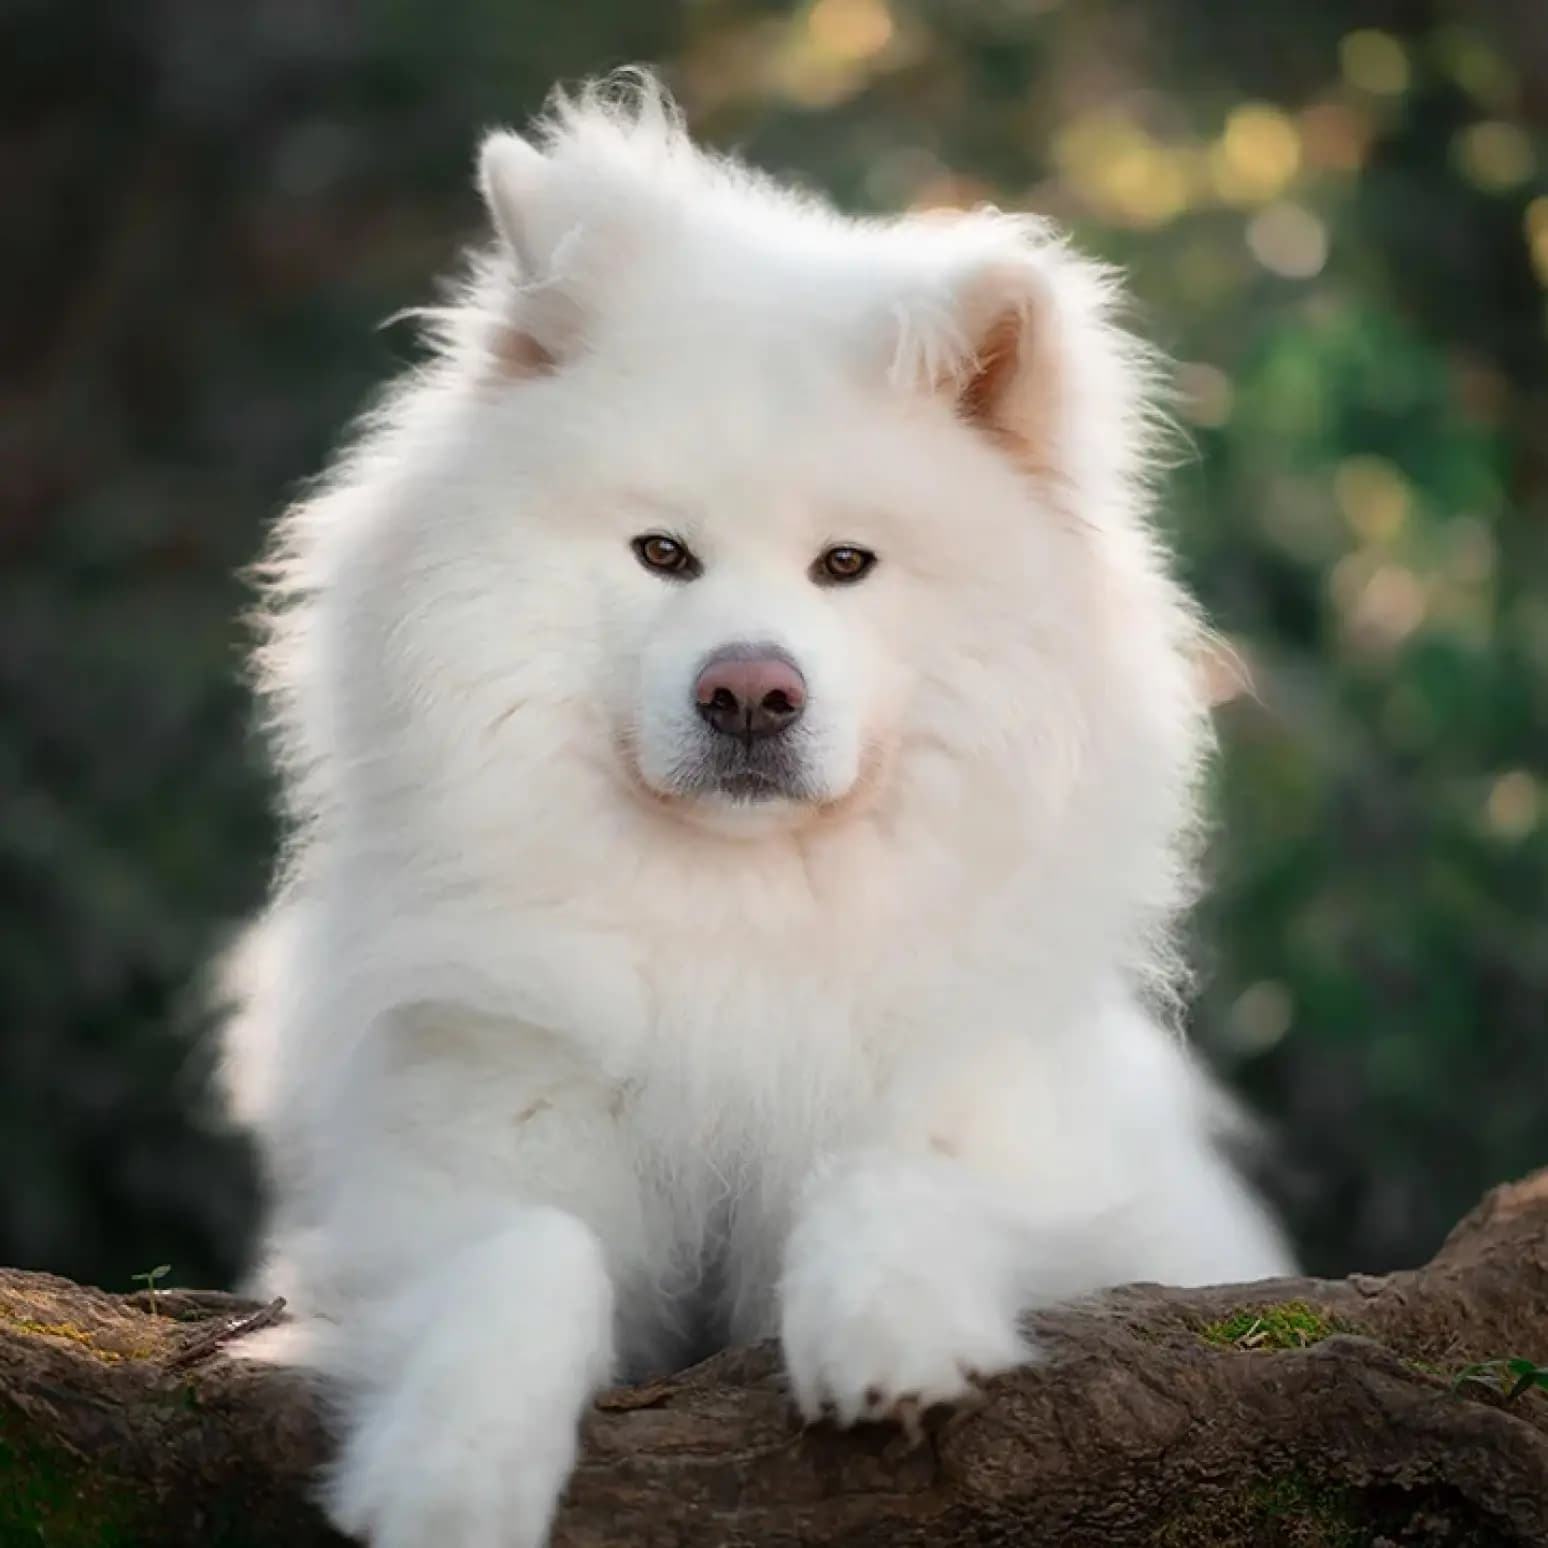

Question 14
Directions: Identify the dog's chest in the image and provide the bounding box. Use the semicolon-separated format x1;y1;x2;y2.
616;972;883;1254
627;968;884;1152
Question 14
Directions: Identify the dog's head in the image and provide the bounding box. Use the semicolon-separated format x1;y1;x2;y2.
275;79;1206;912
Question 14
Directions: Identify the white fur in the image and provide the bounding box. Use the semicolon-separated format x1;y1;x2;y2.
221;74;1292;1548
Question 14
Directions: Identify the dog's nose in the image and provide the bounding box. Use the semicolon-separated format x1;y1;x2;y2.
694;647;806;743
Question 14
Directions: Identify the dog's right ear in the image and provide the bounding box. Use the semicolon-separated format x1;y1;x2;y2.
478;131;548;278
475;130;583;372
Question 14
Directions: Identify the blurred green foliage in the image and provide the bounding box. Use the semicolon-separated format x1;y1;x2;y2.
2;0;1544;1291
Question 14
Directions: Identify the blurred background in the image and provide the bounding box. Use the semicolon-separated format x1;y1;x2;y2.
3;0;1545;1295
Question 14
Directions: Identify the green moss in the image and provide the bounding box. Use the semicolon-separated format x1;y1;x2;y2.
1249;1473;1361;1546
1154;1469;1362;1547
1198;1299;1340;1350
0;1304;153;1364
1156;1471;1511;1548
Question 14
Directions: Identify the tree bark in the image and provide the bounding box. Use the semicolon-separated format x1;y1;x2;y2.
3;1171;1547;1547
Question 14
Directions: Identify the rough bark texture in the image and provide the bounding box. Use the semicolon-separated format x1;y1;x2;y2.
3;1171;1547;1547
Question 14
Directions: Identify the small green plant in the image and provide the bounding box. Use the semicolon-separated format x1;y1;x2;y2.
1199;1300;1337;1350
130;1263;172;1317
1453;1357;1548;1403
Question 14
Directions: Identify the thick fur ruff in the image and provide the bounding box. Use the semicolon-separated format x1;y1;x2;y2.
220;72;1292;1548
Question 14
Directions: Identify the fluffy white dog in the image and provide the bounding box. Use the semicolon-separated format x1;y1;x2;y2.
221;74;1292;1548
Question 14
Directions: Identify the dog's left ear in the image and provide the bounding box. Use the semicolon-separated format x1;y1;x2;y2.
889;234;1148;503
885;248;1069;468
944;263;1047;450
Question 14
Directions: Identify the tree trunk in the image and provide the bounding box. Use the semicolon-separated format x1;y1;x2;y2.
3;1170;1547;1547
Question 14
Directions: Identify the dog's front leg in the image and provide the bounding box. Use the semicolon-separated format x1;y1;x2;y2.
325;1206;614;1548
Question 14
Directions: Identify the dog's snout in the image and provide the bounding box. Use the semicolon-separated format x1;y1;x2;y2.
694;646;806;743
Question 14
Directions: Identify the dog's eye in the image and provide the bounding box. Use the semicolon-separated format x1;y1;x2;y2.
814;545;877;586
632;533;700;580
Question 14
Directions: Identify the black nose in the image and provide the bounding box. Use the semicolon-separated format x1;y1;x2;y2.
694;646;807;744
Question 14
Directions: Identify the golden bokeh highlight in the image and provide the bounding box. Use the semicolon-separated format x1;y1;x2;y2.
1484;770;1540;842
1211;104;1302;206
1052;114;1191;228
1340;29;1410;96
764;0;907;109
1527;199;1548;287
807;0;894;63
1334;456;1411;545
1453;121;1535;192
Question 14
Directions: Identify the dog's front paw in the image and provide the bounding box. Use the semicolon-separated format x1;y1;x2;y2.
327;1381;575;1548
779;1245;1030;1429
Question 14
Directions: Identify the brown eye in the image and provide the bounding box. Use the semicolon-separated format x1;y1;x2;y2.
814;545;877;586
632;533;700;579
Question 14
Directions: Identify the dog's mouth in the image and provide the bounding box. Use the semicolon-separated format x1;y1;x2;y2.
619;721;889;834
669;740;818;805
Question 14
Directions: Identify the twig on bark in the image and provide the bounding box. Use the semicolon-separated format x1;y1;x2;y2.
164;1296;287;1370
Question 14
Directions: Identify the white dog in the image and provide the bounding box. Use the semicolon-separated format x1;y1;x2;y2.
220;74;1292;1548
